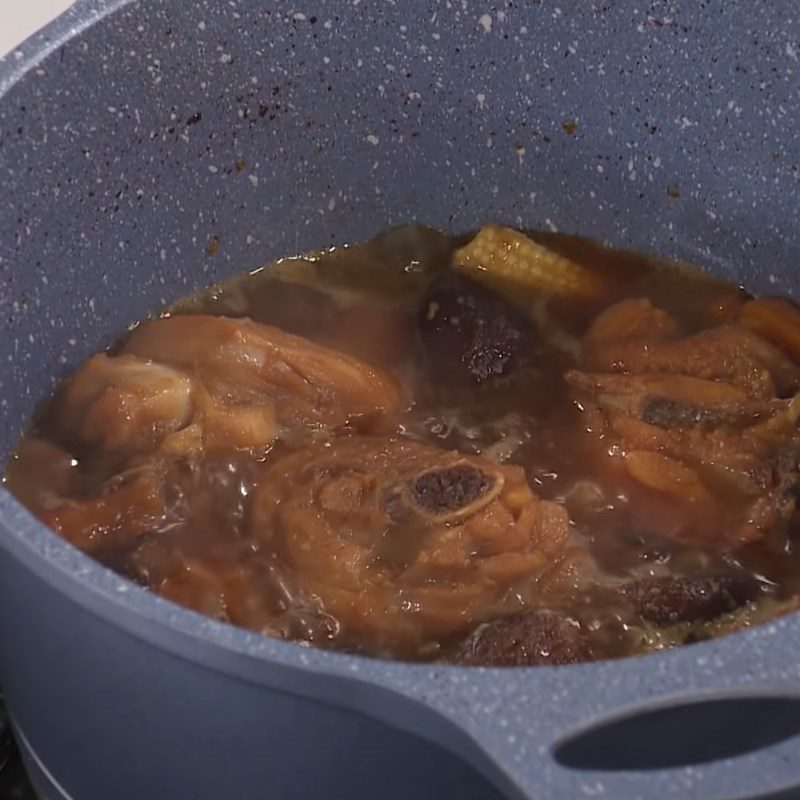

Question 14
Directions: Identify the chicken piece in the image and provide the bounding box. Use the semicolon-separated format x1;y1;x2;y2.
131;539;282;632
125;315;400;428
569;298;800;546
132;538;343;642
598;404;800;529
57;315;402;461
585;297;680;345
622;451;714;503
41;471;165;554
57;352;278;461
125;315;402;434
57;355;194;455
155;387;279;458
249;436;575;653
566;371;775;428
739;297;800;363
452;610;593;667
585;313;800;399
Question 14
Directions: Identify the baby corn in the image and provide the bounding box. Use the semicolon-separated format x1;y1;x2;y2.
453;224;601;298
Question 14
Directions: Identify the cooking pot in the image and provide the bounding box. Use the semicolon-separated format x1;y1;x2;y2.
2;2;800;798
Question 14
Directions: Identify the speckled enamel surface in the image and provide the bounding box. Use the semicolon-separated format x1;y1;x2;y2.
1;2;800;798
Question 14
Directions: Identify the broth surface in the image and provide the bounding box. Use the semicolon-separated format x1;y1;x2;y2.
7;225;800;664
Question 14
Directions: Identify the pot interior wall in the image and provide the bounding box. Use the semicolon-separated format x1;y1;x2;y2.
1;0;799;459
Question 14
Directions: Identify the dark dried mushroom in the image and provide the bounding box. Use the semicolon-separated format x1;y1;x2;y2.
418;272;534;388
621;575;763;626
452;610;593;667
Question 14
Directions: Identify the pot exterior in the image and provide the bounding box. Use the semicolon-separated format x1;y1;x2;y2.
0;545;504;800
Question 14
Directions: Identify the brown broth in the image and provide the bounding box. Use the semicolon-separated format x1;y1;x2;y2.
6;225;800;664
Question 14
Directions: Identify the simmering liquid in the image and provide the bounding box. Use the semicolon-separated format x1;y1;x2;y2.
6;225;800;665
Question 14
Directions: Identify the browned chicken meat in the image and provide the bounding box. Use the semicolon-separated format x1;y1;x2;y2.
42;470;166;553
567;298;800;545
43;316;402;554
58;314;402;460
249;435;578;653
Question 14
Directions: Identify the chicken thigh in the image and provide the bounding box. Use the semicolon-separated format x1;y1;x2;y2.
567;298;800;545
249;435;577;653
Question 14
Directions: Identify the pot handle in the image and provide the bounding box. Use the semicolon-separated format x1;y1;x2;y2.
440;682;800;800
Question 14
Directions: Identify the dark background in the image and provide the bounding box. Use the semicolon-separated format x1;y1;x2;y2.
0;698;36;799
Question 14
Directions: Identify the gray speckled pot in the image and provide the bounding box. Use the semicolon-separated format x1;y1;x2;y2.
2;1;800;798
